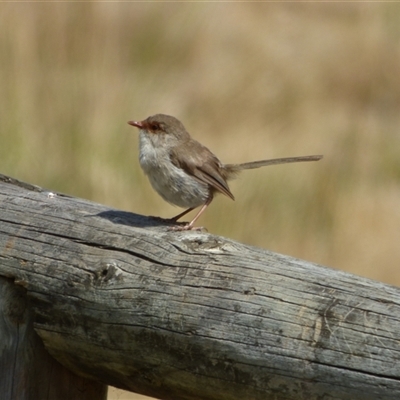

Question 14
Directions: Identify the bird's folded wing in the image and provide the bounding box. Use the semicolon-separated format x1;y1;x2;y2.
170;142;234;200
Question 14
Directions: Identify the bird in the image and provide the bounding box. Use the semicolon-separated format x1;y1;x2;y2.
128;114;322;230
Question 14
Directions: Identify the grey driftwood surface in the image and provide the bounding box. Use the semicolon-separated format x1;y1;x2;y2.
0;276;107;400
0;173;400;400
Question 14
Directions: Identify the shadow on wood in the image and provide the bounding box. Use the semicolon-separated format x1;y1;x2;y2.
1;173;400;400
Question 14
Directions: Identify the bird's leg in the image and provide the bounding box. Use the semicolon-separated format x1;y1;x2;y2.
150;207;194;224
170;197;213;231
169;207;195;222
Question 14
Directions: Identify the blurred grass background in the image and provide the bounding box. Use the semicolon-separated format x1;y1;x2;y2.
1;3;400;399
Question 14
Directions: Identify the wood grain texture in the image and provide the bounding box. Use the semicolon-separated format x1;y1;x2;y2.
0;173;400;400
0;276;107;400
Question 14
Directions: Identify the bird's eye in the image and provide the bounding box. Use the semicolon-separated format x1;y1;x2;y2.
150;122;160;131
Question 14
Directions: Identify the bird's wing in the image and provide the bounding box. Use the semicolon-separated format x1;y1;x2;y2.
170;140;234;200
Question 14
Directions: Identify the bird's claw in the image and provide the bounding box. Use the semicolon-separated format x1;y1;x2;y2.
168;224;207;232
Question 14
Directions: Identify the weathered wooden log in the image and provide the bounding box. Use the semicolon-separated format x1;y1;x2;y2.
0;173;400;400
0;276;108;400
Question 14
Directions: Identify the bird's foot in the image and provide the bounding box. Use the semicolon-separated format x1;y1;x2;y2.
149;215;207;232
168;223;207;232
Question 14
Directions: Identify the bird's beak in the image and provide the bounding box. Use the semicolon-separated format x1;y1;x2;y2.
128;120;143;128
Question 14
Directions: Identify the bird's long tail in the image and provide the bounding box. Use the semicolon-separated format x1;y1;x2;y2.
224;155;323;176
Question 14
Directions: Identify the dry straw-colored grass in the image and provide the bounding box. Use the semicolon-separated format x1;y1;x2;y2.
1;4;400;399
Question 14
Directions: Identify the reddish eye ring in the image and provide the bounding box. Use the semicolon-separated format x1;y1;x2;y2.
150;123;160;131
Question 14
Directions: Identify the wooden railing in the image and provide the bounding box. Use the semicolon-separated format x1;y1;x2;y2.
1;173;400;400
